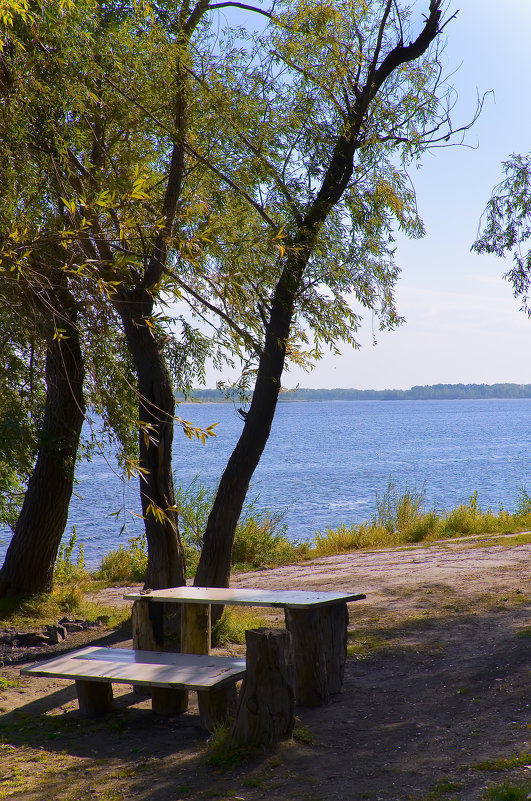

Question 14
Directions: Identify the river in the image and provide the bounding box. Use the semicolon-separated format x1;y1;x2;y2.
1;398;530;568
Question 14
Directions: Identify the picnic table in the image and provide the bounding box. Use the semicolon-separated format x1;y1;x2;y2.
125;586;366;707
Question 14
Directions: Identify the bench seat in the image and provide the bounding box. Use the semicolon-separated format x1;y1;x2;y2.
21;646;245;727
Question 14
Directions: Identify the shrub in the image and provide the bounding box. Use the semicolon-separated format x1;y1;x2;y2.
175;477;304;573
375;479;427;537
54;528;89;585
232;511;307;570
95;535;147;583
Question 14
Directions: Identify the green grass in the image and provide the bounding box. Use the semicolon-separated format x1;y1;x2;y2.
483;780;531;801
93;535;147;583
0;587;129;631
0;675;20;691
212;607;271;646
311;485;531;557
473;753;531;771
206;722;258;770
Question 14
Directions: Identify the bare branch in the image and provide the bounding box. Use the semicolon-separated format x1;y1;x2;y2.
207;2;272;19
166;267;262;356
185;141;278;230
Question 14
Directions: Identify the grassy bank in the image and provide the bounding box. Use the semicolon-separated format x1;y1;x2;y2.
75;482;531;585
1;482;529;632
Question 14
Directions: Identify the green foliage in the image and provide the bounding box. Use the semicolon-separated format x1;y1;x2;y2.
312;485;531;557
212;607;269;646
483;781;531;801
175;478;307;574
0;675;20;691
514;486;531;517
54;528;89;585
474;153;531;313
0;589;127;630
94;535;148;583
206;723;257;770
474;753;531;772
375;480;431;539
292;719;316;745
232;510;309;570
313;522;385;554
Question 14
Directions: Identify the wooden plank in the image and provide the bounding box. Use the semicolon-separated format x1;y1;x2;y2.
124;587;365;608
21;647;245;691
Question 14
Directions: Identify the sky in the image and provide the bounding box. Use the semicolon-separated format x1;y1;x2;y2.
204;0;531;391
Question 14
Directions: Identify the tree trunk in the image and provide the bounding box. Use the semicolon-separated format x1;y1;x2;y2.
194;304;290;589
0;282;85;597
116;287;186;590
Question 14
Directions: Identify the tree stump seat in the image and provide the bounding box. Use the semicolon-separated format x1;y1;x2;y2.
21;646;245;730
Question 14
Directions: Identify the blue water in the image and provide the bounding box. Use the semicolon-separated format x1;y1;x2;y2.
2;399;531;568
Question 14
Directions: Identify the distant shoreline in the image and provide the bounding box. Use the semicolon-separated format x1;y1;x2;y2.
177;383;531;403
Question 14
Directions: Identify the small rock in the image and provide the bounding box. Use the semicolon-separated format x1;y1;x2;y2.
19;632;53;646
45;625;67;644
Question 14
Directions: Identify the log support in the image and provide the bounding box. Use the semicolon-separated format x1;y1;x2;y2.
75;680;114;715
181;602;211;655
285;602;348;706
132;600;165;650
198;684;238;731
151;686;190;715
230;628;295;749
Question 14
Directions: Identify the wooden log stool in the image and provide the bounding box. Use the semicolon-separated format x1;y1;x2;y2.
230;628;295;749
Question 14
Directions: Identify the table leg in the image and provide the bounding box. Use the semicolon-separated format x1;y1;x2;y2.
132;599;164;650
284;602;348;706
321;602;349;694
75;680;114;715
181;602;211;655
285;607;328;707
152;686;190;715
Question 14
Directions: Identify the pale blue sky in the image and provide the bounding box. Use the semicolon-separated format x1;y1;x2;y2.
203;0;531;391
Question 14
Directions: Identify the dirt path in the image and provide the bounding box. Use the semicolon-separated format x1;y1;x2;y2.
1;537;529;801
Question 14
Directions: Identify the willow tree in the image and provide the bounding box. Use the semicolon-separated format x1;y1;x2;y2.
181;0;475;588
0;0;223;594
474;153;531;310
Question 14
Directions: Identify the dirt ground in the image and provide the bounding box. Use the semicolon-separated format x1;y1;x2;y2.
1;536;530;801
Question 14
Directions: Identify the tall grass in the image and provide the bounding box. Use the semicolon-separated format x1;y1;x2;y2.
176;477;308;573
90;481;531;582
312;483;531;556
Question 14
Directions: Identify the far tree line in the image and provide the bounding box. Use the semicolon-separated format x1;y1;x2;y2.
180;383;531;402
1;0;530;601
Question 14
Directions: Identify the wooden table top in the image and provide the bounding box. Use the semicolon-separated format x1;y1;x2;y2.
124;586;366;609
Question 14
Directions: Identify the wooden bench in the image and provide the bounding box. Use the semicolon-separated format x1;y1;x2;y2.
21;646;245;730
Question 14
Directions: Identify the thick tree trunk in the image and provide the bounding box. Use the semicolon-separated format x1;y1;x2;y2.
0;288;85;597
194;306;290;589
116;288;186;590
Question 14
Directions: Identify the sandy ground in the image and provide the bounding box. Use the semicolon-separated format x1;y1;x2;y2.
0;536;530;801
